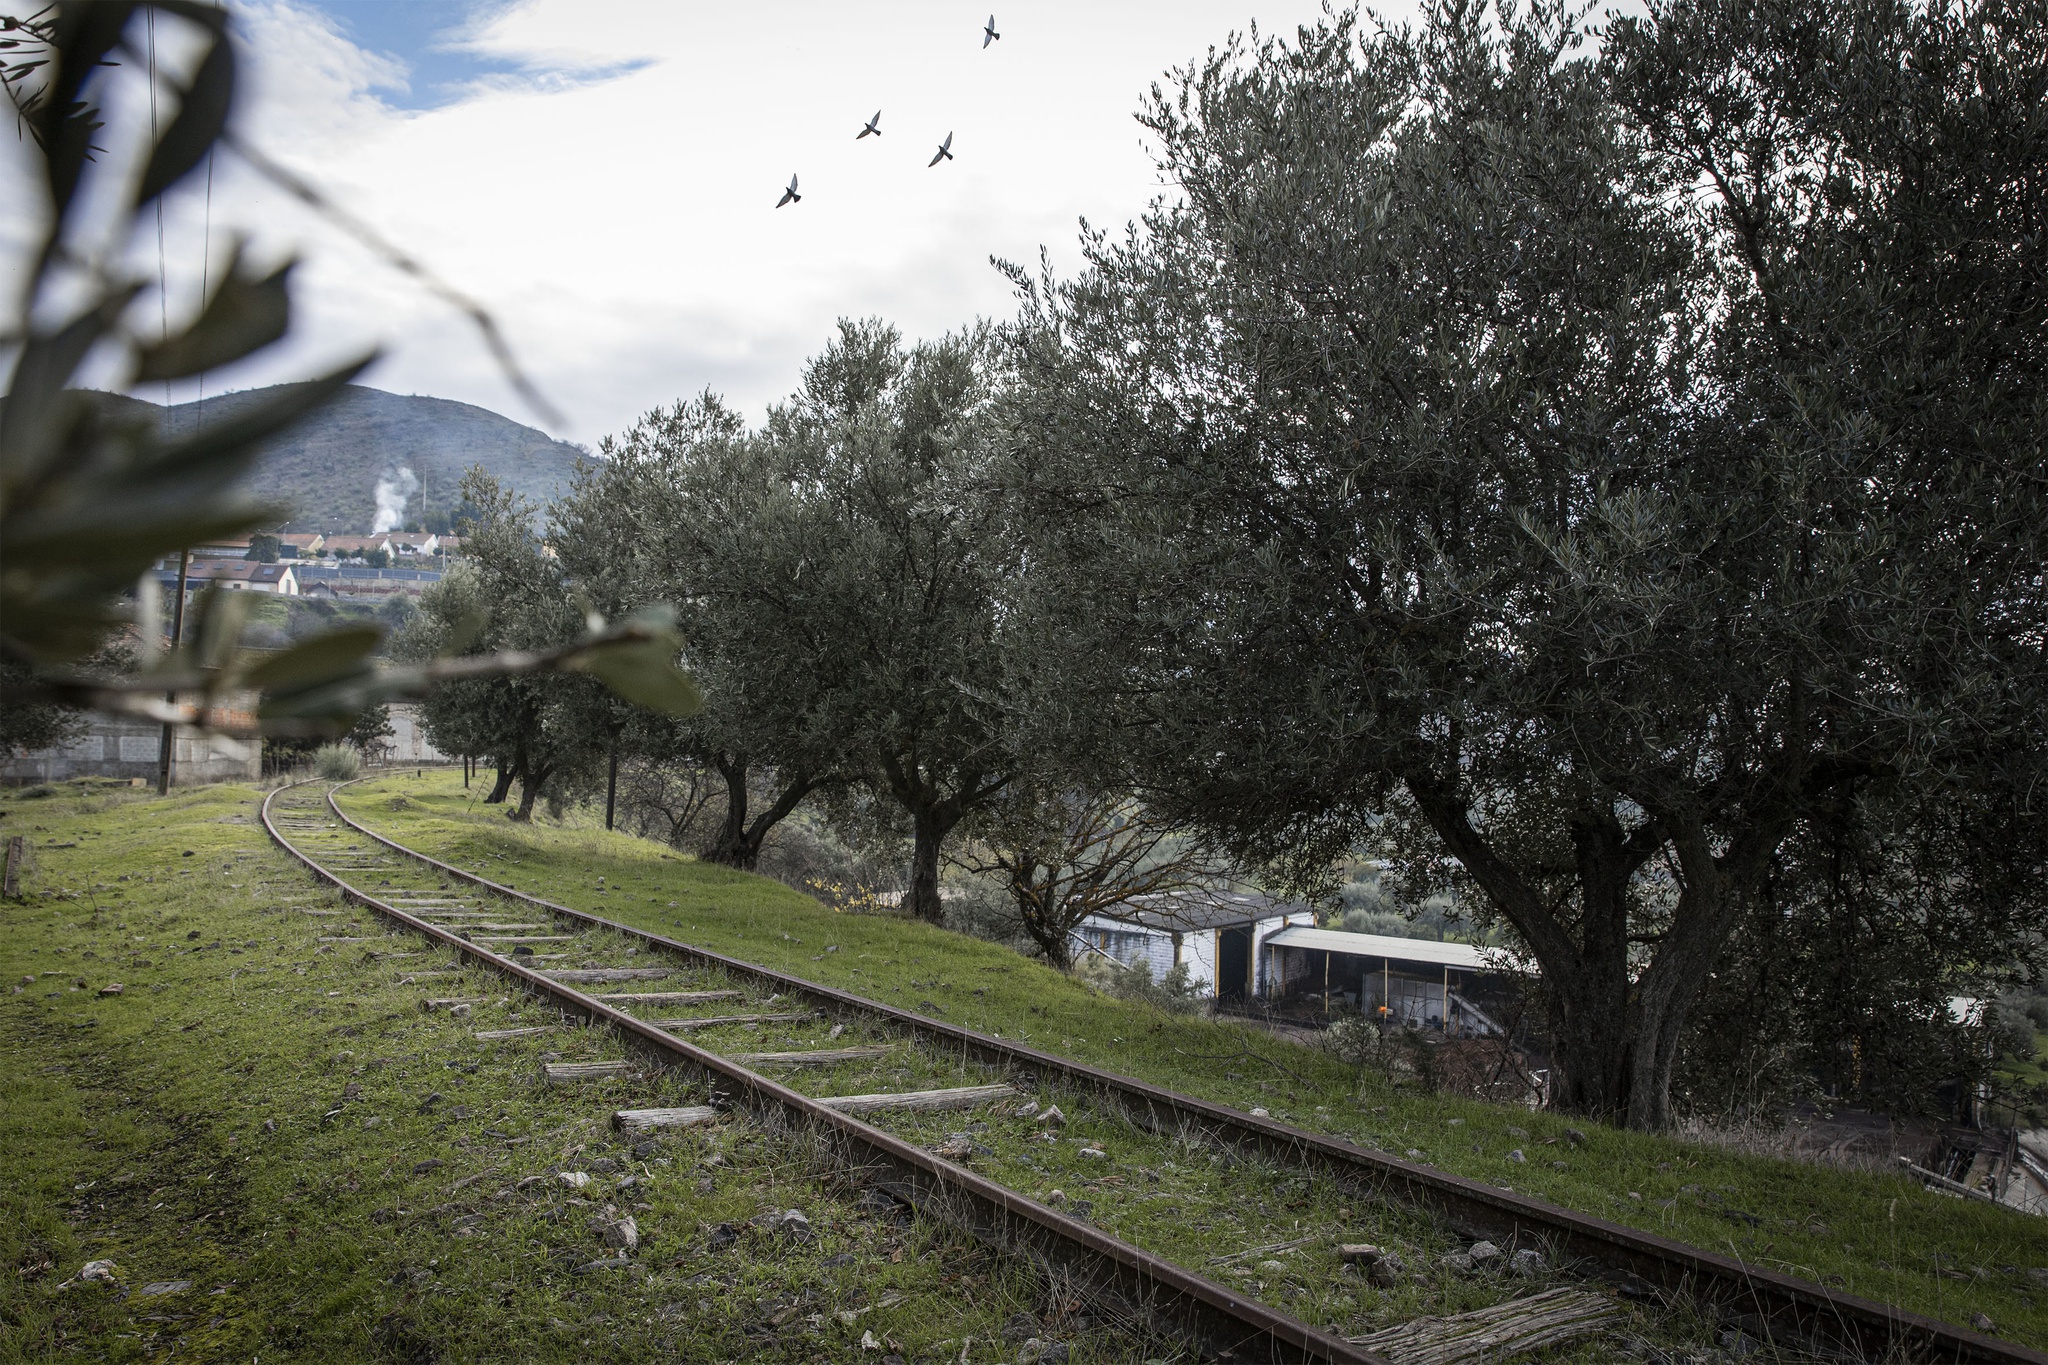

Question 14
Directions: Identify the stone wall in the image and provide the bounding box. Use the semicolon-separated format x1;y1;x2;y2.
3;713;260;786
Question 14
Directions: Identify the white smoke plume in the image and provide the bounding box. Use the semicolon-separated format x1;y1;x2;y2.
371;466;420;534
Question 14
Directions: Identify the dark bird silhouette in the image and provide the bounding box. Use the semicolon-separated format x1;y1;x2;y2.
928;131;954;167
857;110;882;139
776;174;800;208
984;14;1000;47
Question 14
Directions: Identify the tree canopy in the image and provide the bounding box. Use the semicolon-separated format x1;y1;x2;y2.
1007;0;2048;1127
401;472;623;820
763;321;1020;923
557;394;853;867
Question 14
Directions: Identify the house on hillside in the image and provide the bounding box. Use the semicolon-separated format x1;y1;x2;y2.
1069;890;1315;1005
1262;926;1523;1036
155;558;299;596
185;536;254;558
384;532;441;557
276;533;326;559
322;534;394;561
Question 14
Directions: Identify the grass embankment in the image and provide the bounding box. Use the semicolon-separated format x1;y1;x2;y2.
340;768;2048;1347
0;780;1135;1363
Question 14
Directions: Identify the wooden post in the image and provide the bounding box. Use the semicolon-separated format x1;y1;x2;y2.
3;835;26;899
1323;950;1331;1013
817;1083;1017;1116
1443;966;1451;1035
156;549;189;795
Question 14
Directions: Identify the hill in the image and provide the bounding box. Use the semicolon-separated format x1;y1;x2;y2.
107;384;597;532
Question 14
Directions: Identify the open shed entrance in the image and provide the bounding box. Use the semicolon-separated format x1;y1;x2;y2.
1217;925;1251;1003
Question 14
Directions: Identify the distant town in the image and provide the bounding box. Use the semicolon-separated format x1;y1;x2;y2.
153;530;465;602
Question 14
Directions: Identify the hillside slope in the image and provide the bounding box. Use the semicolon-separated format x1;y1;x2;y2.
109;384;596;531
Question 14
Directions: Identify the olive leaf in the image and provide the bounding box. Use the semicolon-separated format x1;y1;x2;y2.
569;622;704;716
134;246;289;382
135;23;232;205
35;3;134;223
238;624;385;691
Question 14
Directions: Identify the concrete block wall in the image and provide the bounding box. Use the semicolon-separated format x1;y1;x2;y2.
2;714;259;786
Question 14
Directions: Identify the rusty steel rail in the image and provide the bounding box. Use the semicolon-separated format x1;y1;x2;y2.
318;780;2047;1365
262;781;1377;1365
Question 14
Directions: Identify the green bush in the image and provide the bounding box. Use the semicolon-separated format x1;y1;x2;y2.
313;744;362;781
1072;953;1203;1014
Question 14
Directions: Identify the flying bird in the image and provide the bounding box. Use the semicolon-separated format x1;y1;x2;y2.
983;14;1000;47
929;131;954;167
858;110;882;139
776;174;800;208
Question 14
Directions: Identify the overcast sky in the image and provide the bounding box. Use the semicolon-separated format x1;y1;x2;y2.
24;0;1384;446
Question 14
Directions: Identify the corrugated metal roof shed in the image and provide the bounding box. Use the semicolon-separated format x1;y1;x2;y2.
1104;889;1311;931
1264;925;1521;973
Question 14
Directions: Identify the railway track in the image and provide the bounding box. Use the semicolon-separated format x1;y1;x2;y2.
262;777;2043;1365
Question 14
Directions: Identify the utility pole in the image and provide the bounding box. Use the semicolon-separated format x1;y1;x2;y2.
604;732;619;831
155;550;189;795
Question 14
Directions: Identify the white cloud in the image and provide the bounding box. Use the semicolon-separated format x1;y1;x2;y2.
15;0;1375;442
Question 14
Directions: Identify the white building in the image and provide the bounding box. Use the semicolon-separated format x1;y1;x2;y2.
380;704;447;764
155;558;300;596
1263;926;1522;1035
384;532;442;557
320;534;395;561
1070;890;1315;1004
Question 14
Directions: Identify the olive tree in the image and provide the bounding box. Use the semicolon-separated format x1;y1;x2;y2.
760;320;1018;921
403;472;618;820
1012;0;2048;1127
555;395;851;867
955;783;1228;968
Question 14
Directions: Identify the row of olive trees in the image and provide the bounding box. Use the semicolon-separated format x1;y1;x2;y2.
404;322;1220;966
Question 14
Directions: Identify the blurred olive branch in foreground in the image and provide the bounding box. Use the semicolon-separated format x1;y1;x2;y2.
1;2;699;736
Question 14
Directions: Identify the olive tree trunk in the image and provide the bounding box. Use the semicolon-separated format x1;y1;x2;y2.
701;753;829;871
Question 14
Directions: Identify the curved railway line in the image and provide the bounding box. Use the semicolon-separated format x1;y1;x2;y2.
261;777;2043;1365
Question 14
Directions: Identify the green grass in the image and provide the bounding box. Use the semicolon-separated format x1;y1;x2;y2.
0;780;1156;1363
336;768;2048;1348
